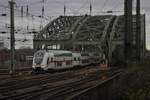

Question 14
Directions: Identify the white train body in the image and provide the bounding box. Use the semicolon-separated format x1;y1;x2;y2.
80;53;91;66
32;50;103;71
90;53;102;64
72;53;81;67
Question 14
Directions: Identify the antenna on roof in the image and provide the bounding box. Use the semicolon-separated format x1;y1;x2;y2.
42;0;44;18
21;6;23;17
90;2;92;15
26;5;29;16
64;3;66;16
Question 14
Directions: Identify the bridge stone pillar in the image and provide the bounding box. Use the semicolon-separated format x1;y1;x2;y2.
124;0;134;65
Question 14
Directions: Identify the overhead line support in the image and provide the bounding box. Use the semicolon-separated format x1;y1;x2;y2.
9;0;15;75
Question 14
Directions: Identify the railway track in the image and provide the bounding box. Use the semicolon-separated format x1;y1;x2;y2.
46;71;121;100
0;67;31;73
0;66;122;100
0;68;32;79
0;66;101;92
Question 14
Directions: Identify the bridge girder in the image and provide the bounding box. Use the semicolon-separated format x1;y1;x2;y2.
34;15;117;52
33;15;145;65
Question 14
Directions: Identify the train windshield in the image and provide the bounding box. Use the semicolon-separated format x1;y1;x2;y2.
34;51;45;64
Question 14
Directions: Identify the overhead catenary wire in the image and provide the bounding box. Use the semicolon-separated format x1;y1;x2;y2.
94;0;124;15
14;0;48;7
101;0;109;12
39;0;46;30
111;0;124;11
0;2;40;41
0;4;49;21
66;0;90;16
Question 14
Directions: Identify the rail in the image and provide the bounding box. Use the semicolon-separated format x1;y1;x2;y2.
0;66;122;100
0;67;32;75
66;71;122;100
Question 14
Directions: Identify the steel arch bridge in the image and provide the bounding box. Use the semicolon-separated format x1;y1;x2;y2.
33;15;145;64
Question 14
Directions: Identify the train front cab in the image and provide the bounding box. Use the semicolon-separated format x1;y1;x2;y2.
32;50;49;73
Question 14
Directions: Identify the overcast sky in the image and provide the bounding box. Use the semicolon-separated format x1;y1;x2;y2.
0;0;150;49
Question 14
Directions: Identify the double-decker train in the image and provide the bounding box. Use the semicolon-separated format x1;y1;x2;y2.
32;50;104;72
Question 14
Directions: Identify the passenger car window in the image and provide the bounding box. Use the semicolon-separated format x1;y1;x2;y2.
47;58;49;65
51;58;53;62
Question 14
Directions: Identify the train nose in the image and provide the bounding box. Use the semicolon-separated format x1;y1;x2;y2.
32;67;46;74
34;67;44;72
